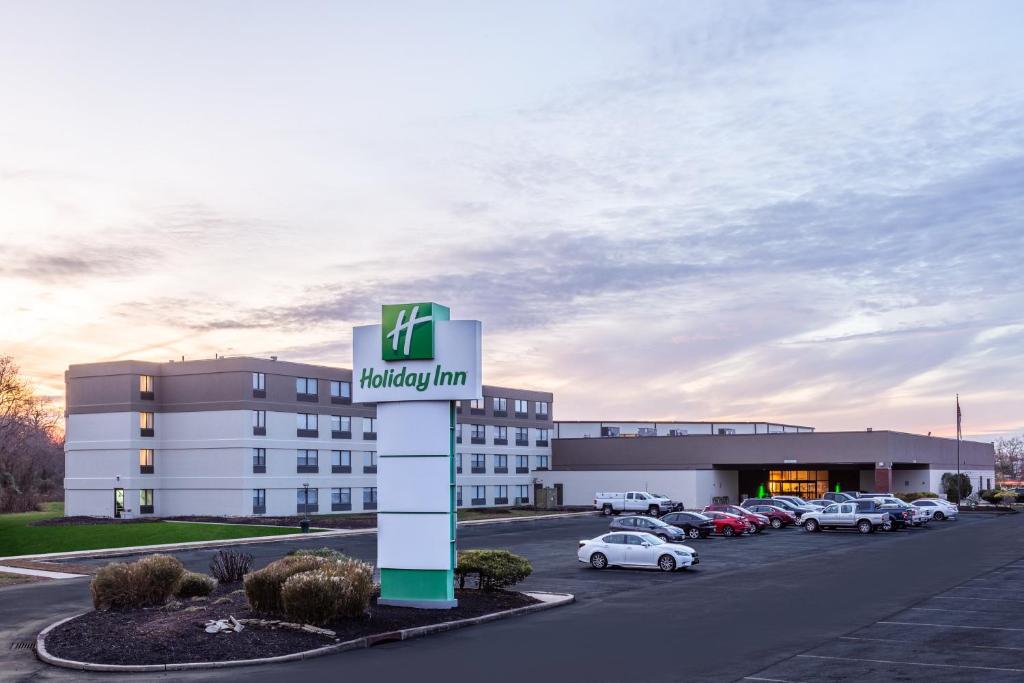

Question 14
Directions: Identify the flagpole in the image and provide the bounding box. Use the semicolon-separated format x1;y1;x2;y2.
956;394;961;504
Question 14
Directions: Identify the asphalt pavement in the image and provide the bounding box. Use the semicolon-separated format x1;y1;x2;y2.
2;512;1022;683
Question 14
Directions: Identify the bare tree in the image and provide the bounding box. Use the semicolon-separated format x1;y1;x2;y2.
0;356;64;513
995;436;1024;485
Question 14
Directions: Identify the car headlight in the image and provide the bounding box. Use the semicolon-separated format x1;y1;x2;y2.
673;550;691;557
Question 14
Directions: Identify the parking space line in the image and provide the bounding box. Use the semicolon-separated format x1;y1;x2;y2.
946;585;1006;591
840;636;1024;652
932;595;1024;603
744;677;807;683
909;606;986;613
878;621;1024;632
796;654;1024;673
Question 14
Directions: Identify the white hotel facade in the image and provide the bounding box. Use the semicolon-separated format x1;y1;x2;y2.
64;357;553;518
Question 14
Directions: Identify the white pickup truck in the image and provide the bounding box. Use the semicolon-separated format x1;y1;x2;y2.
594;491;680;516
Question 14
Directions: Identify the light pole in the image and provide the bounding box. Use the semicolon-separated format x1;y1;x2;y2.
301;482;310;533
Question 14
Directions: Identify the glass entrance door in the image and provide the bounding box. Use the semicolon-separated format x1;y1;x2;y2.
114;488;125;518
768;470;829;498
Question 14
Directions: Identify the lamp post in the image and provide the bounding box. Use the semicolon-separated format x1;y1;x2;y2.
301;483;310;533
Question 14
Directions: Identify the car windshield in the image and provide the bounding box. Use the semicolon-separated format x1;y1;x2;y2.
650;493;668;499
784;497;809;505
649;518;669;527
639;533;665;545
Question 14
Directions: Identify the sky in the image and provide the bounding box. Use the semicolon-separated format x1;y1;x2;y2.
1;1;1022;441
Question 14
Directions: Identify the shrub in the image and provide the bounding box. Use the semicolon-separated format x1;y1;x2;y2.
979;489;1000;504
287;547;350;562
894;491;939;502
280;559;374;626
90;554;185;610
941;473;972;502
455;549;532;591
995;490;1018;505
209;549;253;583
175;571;216;598
244;555;333;615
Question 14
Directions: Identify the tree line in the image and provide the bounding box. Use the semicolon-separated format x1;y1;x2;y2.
0;356;64;513
995;436;1024;485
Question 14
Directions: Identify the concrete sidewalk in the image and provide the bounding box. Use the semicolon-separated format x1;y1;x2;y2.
0;565;86;580
0;510;597;563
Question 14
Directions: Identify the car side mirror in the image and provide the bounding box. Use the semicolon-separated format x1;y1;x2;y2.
640;541;650;547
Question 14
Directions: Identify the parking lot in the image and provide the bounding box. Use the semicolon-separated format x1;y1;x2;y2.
5;510;1024;682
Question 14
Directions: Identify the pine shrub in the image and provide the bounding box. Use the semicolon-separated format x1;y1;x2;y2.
175;571;216;598
455;549;532;591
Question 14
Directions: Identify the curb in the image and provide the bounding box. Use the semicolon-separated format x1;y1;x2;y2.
36;591;574;672
2;511;598;563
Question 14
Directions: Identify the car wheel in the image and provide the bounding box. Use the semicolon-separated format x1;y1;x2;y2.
770;518;783;529
722;526;734;537
858;520;873;534
687;527;701;539
590;552;608;569
933;511;945;521
658;555;676;572
657;533;669;541
882;519;894;531
648;506;660;517
804;519;819;532
602;504;613;516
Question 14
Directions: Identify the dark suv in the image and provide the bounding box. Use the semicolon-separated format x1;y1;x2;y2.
855;499;912;529
659;511;715;539
609;515;688;542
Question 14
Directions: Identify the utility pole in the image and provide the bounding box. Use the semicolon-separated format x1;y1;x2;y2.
956;394;962;504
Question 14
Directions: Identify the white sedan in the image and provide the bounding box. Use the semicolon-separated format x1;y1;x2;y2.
578;531;698;572
912;498;959;521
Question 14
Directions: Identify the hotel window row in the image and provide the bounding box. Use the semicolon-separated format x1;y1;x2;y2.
457;453;547;474
282;487;377;515
457;424;549;446
249;411;377;439
249;373;353;403
456;485;530;506
250;448;375;474
460;397;550;420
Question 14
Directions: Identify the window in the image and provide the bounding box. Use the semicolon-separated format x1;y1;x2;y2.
717;427;736;435
252;489;266;513
495;485;508;504
297;413;318;436
767;469;830;498
331;415;351;437
492;397;507;415
332;487;351;511
296;377;318;399
139;448;154;474
252;372;266;397
139;375;154;399
535;401;549;417
253;410;266;435
139;412;154;437
139;489;154;514
516;485;529;504
297;449;319;472
330;380;351;403
297;487;318;513
363;487;377;510
494;454;508;473
516;454;528;473
514;399;528;415
364;417;376;436
456;453;463;473
456;485;463;506
515;426;529;446
536;428;549;446
363;451;377;473
494;425;507;445
471;424;485;444
471;453;486;473
454;423;462;443
252;448;266;472
332;450;351;473
535;455;549;470
471;485;486;505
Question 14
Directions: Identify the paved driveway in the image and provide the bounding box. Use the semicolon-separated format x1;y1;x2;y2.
2;512;1021;682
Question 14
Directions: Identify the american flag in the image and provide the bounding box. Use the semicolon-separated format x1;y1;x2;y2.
956;394;962;440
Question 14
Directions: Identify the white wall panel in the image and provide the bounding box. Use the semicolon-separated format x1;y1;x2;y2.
377;401;451;455
378;456;451;512
378;513;452;569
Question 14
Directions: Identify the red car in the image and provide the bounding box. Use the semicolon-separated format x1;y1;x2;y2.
704;504;769;533
701;510;750;537
742;503;796;529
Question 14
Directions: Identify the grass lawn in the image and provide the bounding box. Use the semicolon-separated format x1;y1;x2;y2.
0;502;310;557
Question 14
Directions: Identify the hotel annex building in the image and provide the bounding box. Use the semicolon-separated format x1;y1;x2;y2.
64;357;995;517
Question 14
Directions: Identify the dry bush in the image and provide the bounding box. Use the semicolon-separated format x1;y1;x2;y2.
175;571;216;598
280;559;375;626
90;554;185;610
209;549;253;583
243;555;332;615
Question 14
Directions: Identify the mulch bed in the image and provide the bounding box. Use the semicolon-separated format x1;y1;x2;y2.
31;516;163;527
44;584;538;666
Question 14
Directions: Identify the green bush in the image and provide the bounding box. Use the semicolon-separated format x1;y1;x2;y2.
90;554;186;610
455;549;532;591
243;555;333;615
995;490;1018;504
979;489;1000;504
175;571;216;598
895;491;940;502
280;559;375;625
941;473;972;502
287;547;350;562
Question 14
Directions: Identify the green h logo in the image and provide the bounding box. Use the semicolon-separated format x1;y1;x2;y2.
382;303;450;361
